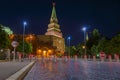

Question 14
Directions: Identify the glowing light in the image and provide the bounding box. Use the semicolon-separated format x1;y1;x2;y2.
97;54;99;57
82;45;85;49
82;27;86;31
43;50;47;57
48;50;52;53
43;50;47;54
23;21;27;26
67;36;71;40
38;49;42;53
9;34;14;39
29;35;33;39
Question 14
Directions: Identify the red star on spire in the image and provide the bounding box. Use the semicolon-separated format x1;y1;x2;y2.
52;2;56;6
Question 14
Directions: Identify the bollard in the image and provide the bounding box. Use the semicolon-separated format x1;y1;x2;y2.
116;55;119;62
74;55;77;61
101;57;104;62
114;54;119;62
19;53;22;62
93;55;96;61
54;56;57;62
68;56;70;61
88;55;91;60
100;51;105;62
29;54;31;61
65;56;68;62
81;55;83;59
54;58;56;62
108;55;112;62
62;56;64;61
84;55;87;61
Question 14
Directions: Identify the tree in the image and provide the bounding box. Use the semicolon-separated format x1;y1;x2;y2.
110;34;120;54
86;29;101;54
0;25;10;49
97;37;112;55
76;43;85;56
87;29;101;47
65;45;77;57
91;45;99;56
17;40;32;54
65;46;69;55
70;46;77;56
1;25;13;35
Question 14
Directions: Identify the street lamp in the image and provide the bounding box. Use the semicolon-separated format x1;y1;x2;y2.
23;21;27;59
82;27;86;55
67;36;71;57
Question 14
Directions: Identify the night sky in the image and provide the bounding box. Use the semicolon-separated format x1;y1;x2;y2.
0;0;120;45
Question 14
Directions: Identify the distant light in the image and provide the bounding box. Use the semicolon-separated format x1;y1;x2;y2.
97;54;99;57
82;27;86;31
67;36;71;40
82;45;85;49
23;21;27;26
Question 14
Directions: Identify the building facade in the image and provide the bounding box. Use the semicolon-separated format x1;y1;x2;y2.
10;3;65;57
36;3;65;57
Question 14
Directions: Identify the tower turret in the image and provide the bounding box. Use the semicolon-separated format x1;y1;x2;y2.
50;3;58;23
45;3;63;38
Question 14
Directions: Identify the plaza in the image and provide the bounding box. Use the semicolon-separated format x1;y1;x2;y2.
0;1;120;80
24;58;120;80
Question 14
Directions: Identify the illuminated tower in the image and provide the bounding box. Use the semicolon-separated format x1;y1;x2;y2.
45;3;65;54
45;3;62;38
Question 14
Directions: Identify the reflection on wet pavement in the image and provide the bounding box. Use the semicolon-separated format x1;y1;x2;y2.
24;59;120;80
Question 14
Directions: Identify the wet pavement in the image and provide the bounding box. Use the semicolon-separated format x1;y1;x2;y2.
24;58;120;80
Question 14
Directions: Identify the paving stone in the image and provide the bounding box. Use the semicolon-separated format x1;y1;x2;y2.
24;59;120;80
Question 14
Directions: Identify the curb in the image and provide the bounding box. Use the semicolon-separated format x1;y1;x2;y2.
0;60;9;62
6;61;35;80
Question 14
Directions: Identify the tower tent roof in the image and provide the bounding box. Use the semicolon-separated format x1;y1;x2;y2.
50;3;58;23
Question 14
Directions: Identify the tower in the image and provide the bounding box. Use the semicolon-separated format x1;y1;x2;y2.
45;3;62;38
45;3;65;54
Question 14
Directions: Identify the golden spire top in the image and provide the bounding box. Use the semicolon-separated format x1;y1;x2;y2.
50;2;58;23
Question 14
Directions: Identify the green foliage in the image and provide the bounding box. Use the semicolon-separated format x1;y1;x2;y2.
1;25;13;35
110;34;120;54
76;43;84;56
87;29;101;49
0;25;10;49
86;29;101;54
66;32;120;56
0;52;6;60
25;43;32;53
98;37;112;54
91;33;120;55
56;53;62;57
70;46;77;56
96;35;120;55
65;46;69;53
17;40;32;54
76;29;120;55
65;46;77;56
91;45;99;55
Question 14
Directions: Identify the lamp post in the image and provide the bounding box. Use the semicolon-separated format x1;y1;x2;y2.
67;36;71;57
82;27;86;55
23;21;27;59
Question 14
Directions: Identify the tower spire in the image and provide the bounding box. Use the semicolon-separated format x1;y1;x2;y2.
45;2;63;38
50;2;58;23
